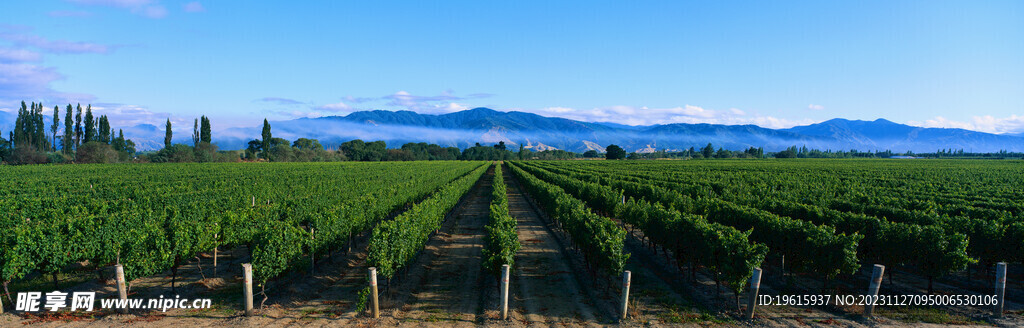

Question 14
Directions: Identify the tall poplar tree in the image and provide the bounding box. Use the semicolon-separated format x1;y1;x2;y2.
83;105;95;142
164;119;173;149
74;104;82;148
63;104;73;154
261;119;272;156
12;102;51;151
200;116;211;143
36;103;47;150
192;118;199;147
51;105;60;152
98;115;110;144
13;101;26;147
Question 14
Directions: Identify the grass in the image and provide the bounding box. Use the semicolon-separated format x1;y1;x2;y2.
422;308;459;322
299;308;323;316
198;303;238;316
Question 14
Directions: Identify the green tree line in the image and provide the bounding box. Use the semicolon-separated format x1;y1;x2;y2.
8;111;1020;164
1;101;136;164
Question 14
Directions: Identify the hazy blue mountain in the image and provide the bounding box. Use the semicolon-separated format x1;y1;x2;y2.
636;123;833;151
207;109;1022;153
4;108;1024;153
214;108;622;152
783;118;1024;152
593;122;647;130
119;123;166;151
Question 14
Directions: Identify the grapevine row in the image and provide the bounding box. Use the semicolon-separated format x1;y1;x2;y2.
552;161;1023;267
524;161;861;280
541;162;973;279
481;163;520;275
506;162;629;276
367;163;490;279
0;162;484;291
509;162;767;294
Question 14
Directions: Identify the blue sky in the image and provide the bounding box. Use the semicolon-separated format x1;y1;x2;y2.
1;0;1022;133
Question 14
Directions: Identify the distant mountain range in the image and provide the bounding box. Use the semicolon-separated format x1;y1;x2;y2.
3;108;1023;153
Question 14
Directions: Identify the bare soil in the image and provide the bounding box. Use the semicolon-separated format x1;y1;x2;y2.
370;164;495;326
503;167;606;326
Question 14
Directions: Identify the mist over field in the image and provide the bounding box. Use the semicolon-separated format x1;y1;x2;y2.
4;106;1023;154
55;108;1022;153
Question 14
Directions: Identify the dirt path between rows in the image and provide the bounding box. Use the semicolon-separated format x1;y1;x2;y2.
503;167;604;326
370;164;496;326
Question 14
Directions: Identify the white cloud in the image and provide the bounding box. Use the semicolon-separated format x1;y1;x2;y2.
0;62;97;107
183;1;205;13
439;102;468;113
0;28;112;54
87;103;175;127
383;90;455;110
0;27;116;106
66;0;167;18
141;5;168;18
808;104;824;110
343;96;376;104
273;110;326;119
269;101;359;119
258;97;303;105
315;101;351;112
908;115;1024;134
523;105;815;129
679;105;715;118
377;90;484;114
545;107;574;113
0;47;42;62
0;62;63;93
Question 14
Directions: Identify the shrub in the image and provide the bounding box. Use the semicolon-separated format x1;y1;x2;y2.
76;141;120;164
9;147;49;165
149;144;197;163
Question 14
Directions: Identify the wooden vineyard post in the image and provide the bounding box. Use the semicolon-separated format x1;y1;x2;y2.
348;231;353;254
251;196;255;207
994;262;1006;318
243;263;253;316
213;234;218;277
780;255;785;278
369;267;379;319
620;270;631;320
746;268;762;320
309;228;315;275
500;264;510;320
864;264;885;317
115;264;128;314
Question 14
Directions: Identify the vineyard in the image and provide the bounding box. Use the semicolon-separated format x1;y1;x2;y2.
519;159;1024;274
0;162;485;292
0;159;1021;327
